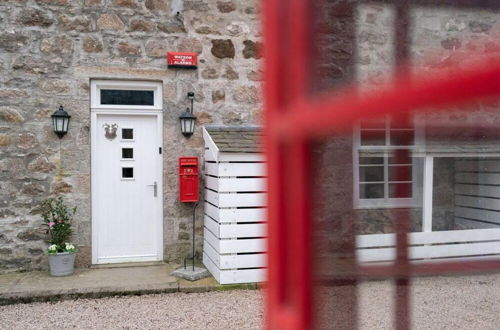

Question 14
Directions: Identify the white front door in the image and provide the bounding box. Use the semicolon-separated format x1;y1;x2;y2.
93;114;162;263
90;80;163;264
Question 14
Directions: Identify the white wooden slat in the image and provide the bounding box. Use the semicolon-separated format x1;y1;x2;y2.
204;149;217;162
455;184;500;198
205;176;219;192
356;228;500;248
455;206;500;224
203;252;221;283
204;253;266;284
205;162;219;177
358;241;500;263
205;203;266;223
205;214;266;238
204;227;220;252
205;243;266;269
206;162;266;177
205;189;219;206
218;268;265;284
204;215;219;237
219;208;266;223
358;247;395;262
456;159;500;172
203;241;221;267
219;192;267;208
206;189;267;208
410;242;500;259
423;156;434;232
218;152;265;162
220;237;266;254
204;228;266;253
205;177;266;192
455;195;500;211
455;217;500;229
219;222;266;238
219;178;266;192
204;202;220;221
219;253;266;269
455;172;500;184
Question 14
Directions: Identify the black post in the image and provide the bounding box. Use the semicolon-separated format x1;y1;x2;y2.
192;202;197;271
184;202;198;271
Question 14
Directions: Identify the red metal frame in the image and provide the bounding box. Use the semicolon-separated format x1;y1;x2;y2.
263;1;500;329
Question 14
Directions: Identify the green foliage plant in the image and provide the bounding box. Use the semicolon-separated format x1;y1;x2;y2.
41;197;77;254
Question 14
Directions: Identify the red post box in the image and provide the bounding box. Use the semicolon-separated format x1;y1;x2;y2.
179;157;199;203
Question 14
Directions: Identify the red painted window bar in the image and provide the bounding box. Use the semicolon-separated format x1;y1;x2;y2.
263;1;500;329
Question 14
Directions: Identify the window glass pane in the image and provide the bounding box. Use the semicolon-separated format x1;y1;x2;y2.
122;148;133;159
360;183;384;199
359;157;384;165
101;89;154;106
389;183;412;198
390;129;414;146
360;130;385;146
122;128;133;139
122;167;134;178
389;165;412;181
359;166;384;182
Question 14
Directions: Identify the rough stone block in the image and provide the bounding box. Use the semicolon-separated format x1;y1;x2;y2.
217;1;235;13
211;39;235;59
130;20;154;32
83;37;103;53
17;8;53;27
0;107;24;123
58;15;92;32
0;31;28;52
97;14;125;31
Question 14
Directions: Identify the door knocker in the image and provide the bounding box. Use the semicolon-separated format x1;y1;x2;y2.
103;123;118;140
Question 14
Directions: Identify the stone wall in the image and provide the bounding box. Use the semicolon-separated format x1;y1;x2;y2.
0;0;262;273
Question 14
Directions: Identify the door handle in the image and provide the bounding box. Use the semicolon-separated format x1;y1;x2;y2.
147;181;157;197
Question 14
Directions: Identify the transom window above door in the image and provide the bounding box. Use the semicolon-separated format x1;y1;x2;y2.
91;80;162;110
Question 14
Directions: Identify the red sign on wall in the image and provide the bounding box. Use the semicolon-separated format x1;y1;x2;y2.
167;52;198;68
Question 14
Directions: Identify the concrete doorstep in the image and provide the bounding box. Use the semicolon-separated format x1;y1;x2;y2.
0;263;259;306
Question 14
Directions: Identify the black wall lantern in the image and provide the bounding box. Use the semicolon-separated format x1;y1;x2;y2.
51;105;71;139
179;92;196;137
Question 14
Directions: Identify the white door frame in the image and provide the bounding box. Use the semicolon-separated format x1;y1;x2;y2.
90;80;163;264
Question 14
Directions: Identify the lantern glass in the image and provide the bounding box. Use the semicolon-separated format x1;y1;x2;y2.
51;106;71;139
179;109;196;137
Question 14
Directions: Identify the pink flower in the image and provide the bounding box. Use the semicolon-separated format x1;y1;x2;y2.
48;221;55;228
58;220;63;224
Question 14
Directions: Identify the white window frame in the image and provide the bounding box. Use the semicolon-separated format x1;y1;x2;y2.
90;80;163;110
353;118;424;209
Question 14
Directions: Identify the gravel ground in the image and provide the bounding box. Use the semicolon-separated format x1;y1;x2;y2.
0;290;263;330
0;274;498;329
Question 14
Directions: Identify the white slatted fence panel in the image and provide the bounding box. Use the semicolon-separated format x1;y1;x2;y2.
356;228;500;262
454;158;500;229
203;133;267;284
